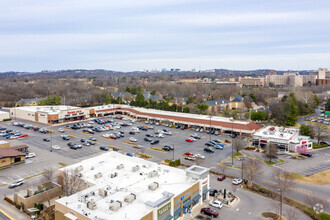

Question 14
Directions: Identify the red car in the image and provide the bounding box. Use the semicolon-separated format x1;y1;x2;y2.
217;175;226;181
184;152;194;157
19;134;28;138
110;135;117;139
185;138;194;142
200;208;219;218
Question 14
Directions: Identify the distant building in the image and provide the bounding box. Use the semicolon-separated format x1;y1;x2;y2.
16;98;46;106
267;71;277;75
202;95;244;113
310;68;330;85
179;78;202;84
0;111;9;121
0;141;28;168
266;72;316;87
239;77;265;87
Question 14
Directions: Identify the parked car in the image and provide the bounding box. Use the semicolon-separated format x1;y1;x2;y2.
89;137;97;141
80;138;87;142
185;156;195;161
300;152;312;157
183;152;194;157
70;145;78;150
25;152;36;158
19;134;28;138
52;145;60;150
129;137;137;142
150;140;160;145
232;178;243;185
217;175;226;181
58;128;65;133
162;146;171;151
204;147;214;153
185;138;194;142
209;189;219;197
99;146;109;151
209;200;223;209
144;137;152;142
43;138;50;142
200;208;219;218
8;179;24;188
62;136;70;140
213;144;224;150
195;154;205;159
126;152;135;157
205;142;215;146
320;141;330;146
145;133;153;137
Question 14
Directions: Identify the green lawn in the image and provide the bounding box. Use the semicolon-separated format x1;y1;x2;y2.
279;159;285;163
264;160;277;165
231;152;243;159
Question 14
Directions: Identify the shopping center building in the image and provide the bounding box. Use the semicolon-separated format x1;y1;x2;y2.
55;152;210;220
252;126;312;152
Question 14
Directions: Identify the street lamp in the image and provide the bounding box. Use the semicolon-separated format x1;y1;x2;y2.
240;157;244;179
276;188;283;220
208;116;212;142
172;144;175;161
229;118;234;166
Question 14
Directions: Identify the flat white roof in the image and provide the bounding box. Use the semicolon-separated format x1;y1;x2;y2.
56;152;196;220
253;126;309;142
0;140;9;145
14;106;79;114
0;111;9;115
92;104;250;125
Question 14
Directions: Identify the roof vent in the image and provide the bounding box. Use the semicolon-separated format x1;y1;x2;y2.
117;164;124;169
94;172;102;179
124;193;136;203
109;201;122;211
76;165;83;172
148;182;159;190
87;199;96;210
132;165;140;172
110;172;118;178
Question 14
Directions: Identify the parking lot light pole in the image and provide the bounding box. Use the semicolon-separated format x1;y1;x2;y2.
240;158;244;179
230;118;234;166
172;144;175;160
276;188;283;220
209;116;212;142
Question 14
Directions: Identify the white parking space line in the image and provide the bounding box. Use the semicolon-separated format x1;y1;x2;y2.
6;177;13;181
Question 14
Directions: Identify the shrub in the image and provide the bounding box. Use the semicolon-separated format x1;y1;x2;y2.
15;204;21;210
169;159;181;167
4;196;14;205
313;144;328;149
3;118;12;121
259;188;265;193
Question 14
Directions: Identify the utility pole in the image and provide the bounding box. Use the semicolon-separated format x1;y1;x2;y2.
172;144;175;161
277;188;283;220
240;158;244;179
230;118;234;166
209;116;212;142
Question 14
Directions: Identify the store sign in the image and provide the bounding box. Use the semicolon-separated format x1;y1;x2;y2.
158;202;171;217
40;114;45;116
301;141;307;145
175;192;191;204
202;179;208;185
68;110;82;114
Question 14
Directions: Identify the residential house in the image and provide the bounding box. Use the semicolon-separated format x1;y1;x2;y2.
229;95;244;110
16;98;45;107
168;97;189;106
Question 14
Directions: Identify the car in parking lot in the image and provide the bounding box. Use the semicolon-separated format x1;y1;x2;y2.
58;128;65;133
145;133;153;137
150;140;159;145
320;141;330;146
183;152;194;157
232;178;243;185
217;175;226;181
209;200;223;209
8;179;24;188
209;189;219;197
200;207;219;218
43;138;50;142
89;137;97;141
205;142;215;146
126;152;135;157
19;134;28;138
100;146;109;151
87;140;95;145
195;154;205;159
80;138;87;142
83;142;90;146
67;142;74;147
213;144;224;150
300;152;312;157
25;152;36;158
144;137;152;142
204;147;214;153
52;145;60;150
129;137;137;142
185;156;195;161
185;138;194;142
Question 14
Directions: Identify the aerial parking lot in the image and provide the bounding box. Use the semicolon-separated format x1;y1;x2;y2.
0;116;235;170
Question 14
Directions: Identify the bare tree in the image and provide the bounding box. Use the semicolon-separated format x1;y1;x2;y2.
273;168;295;206
265;143;278;162
285;206;298;220
231;184;238;195
43;168;55;183
312;123;329;145
244;158;261;187
232;138;245;154
59;168;85;196
218;164;227;175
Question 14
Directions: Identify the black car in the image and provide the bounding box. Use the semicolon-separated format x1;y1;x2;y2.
100;146;109;151
70;145;78;150
320;141;330;146
87;140;95;145
43;138;50;142
163;145;174;150
205;142;214;146
300;152;312;157
162;146;171;151
67;142;74;147
34;127;40;131
62;136;70;140
191;135;201;139
80;138;87;143
204;147;214;153
151;140;160;145
144;137;152;142
89;137;97;141
129;131;135;135
209;189;219;197
146;134;153;137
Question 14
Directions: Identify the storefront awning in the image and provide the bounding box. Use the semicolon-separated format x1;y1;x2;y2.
192;194;201;202
164;215;173;220
174;208;183;216
203;189;209;194
183;200;193;208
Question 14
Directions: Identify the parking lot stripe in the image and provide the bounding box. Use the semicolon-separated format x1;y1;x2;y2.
6;177;13;181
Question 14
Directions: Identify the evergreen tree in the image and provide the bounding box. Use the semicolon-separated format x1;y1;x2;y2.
325;98;330;111
135;92;145;107
285;93;299;126
105;94;111;104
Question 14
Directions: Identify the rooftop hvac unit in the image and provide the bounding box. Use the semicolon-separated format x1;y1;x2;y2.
148;170;158;178
110;172;118;178
87;199;97;210
98;188;107;197
132;165;140;172
109;201;122;211
148;182;159;190
94;172;102;179
142;165;150;168
117;164;124;169
124;193;136;203
263;131;268;135
76;165;83;172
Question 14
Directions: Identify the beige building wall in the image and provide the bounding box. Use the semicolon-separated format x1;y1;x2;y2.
0;141;10;149
9;108;35;121
239;77;265;86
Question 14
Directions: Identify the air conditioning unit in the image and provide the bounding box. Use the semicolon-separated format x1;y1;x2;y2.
94;172;102;179
76;165;83;172
148;182;159;190
87;199;97;210
148;170;158;178
124;193;136;203
99;188;107;197
117;164;124;169
132;165;140;172
109;201;122;211
110;172;118;178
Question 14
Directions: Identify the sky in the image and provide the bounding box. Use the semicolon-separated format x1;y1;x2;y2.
1;0;330;72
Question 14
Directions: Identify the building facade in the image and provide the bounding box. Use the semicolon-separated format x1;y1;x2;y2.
239;77;265;87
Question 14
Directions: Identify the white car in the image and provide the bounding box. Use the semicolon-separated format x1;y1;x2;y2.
58;128;65;133
52;145;60;150
10;136;18;140
164;131;172;135
9;179;24;188
232;178;243;185
25;152;36;158
129;137;137;142
75;144;82;148
156;133;164;138
209;200;223;209
195;154;205;159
